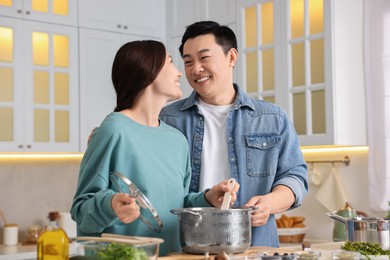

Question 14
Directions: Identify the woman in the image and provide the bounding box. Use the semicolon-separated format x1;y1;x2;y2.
70;40;239;256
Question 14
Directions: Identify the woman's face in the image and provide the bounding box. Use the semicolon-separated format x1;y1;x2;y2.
152;51;183;102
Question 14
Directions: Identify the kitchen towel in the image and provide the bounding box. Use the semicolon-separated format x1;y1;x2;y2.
315;166;348;211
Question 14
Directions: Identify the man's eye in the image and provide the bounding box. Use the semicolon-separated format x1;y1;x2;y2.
184;61;193;66
201;56;210;60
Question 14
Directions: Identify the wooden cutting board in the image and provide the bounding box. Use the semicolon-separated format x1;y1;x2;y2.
160;246;278;259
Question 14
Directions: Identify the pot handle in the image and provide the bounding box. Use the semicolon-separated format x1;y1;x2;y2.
326;211;348;224
170;209;203;223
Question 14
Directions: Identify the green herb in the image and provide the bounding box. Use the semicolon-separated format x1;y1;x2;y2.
341;241;390;260
97;243;148;260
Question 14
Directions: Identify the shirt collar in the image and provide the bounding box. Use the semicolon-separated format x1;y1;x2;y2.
181;84;255;111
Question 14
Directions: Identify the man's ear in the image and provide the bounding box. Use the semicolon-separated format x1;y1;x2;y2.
229;48;238;67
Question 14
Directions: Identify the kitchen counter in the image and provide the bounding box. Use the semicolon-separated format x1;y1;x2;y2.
1;241;345;259
0;242;78;260
160;242;345;260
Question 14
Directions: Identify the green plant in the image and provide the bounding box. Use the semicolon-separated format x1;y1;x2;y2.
97;243;148;260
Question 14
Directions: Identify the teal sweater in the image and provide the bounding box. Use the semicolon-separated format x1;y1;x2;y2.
71;113;209;256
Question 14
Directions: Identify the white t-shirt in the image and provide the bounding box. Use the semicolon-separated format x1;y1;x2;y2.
198;99;232;190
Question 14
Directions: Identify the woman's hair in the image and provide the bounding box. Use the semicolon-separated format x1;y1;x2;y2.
111;40;166;112
179;21;237;57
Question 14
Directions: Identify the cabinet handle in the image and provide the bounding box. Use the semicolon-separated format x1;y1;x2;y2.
18;144;23;149
26;145;32;149
117;24;121;28
17;9;22;14
25;10;30;15
123;25;128;30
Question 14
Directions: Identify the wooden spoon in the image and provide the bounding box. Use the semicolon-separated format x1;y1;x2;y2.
0;209;8;226
220;178;236;210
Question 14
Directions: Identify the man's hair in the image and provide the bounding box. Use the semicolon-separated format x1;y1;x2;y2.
179;21;238;57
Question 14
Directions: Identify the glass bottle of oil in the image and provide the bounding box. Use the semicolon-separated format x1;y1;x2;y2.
37;211;69;260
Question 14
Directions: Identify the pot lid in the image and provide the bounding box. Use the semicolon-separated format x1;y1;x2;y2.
110;172;163;233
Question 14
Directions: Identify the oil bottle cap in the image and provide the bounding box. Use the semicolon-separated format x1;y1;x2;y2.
48;211;60;221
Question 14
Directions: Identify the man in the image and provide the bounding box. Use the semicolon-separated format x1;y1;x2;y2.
159;21;308;247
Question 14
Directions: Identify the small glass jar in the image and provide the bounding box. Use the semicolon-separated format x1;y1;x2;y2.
25;225;40;244
293;250;321;260
332;250;360;260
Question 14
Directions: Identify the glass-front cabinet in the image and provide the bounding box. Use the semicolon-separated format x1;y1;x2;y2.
0;1;78;152
0;0;77;26
236;0;366;146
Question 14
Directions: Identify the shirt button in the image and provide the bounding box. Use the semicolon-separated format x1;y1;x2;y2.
262;142;267;147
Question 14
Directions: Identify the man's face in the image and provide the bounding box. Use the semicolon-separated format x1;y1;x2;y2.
182;34;237;104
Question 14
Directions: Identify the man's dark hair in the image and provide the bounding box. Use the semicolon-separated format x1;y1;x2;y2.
179;21;238;57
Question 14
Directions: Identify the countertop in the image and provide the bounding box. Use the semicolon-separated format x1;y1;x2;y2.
160;242;345;260
0;241;349;260
0;242;78;260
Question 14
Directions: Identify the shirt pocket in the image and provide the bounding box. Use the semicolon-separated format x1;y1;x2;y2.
245;134;281;178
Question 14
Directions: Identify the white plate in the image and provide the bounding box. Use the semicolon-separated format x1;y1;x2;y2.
277;228;308;236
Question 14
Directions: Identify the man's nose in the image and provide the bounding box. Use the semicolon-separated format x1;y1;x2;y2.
191;62;204;75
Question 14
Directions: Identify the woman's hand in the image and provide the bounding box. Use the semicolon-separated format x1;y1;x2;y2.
111;193;140;224
204;179;240;207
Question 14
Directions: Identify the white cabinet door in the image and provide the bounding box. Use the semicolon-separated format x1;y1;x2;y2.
0;18;79;152
79;29;142;152
0;18;24;151
167;0;202;37
236;0;366;146
0;0;77;26
167;0;236;38
78;0;165;39
205;0;236;25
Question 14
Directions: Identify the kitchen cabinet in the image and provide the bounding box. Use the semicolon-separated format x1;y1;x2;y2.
236;0;366;146
78;0;165;39
78;29;143;152
0;17;79;152
166;0;236;38
0;0;77;26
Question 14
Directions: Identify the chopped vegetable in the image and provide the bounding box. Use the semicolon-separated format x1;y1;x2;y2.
97;243;148;260
341;241;390;260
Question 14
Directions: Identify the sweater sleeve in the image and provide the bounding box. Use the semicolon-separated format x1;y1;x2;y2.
70;126;120;234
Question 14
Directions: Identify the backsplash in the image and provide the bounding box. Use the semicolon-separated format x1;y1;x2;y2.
0;148;385;244
0;158;80;244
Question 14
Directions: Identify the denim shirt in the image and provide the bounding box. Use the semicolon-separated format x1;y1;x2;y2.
160;84;308;247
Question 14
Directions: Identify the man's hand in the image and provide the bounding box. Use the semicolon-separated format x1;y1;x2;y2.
244;185;295;227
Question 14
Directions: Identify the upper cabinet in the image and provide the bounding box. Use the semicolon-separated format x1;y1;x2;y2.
236;0;366;146
167;0;236;37
78;29;142;152
0;18;79;152
0;0;77;26
78;0;165;39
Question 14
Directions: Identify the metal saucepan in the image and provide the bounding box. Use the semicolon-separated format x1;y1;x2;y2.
326;212;390;250
171;207;257;254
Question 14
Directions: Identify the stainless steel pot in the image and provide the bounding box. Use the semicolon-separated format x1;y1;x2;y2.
171;207;256;254
326;212;390;250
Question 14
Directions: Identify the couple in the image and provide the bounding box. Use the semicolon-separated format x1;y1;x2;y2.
71;21;308;256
